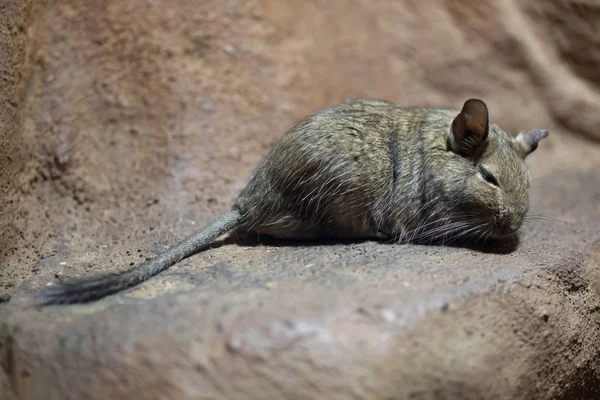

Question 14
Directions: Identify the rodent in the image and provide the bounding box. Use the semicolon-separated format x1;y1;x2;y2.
39;98;549;305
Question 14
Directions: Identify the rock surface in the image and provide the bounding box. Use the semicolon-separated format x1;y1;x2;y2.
1;1;600;399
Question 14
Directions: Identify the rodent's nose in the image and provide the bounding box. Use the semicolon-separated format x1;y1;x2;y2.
509;214;525;231
501;206;523;232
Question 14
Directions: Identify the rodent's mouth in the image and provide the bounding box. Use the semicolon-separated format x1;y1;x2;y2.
488;223;520;240
491;229;519;240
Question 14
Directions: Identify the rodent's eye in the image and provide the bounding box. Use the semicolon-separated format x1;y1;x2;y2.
479;167;499;187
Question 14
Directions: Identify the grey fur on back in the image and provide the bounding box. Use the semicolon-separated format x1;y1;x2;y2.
235;99;540;243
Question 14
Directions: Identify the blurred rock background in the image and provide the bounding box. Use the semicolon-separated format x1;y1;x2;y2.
1;1;600;398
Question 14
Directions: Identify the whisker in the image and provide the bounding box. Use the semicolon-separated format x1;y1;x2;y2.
530;170;568;183
410;219;482;244
525;213;567;224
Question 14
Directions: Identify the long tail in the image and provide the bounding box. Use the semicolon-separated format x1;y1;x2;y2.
40;209;244;305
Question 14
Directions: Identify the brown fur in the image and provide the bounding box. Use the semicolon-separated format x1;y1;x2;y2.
236;98;546;243
39;98;549;304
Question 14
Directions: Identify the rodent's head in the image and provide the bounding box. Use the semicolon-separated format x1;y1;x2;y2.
441;99;548;240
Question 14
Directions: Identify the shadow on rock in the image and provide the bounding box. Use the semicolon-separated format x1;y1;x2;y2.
199;229;521;257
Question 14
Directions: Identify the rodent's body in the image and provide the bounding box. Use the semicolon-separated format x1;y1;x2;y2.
40;98;549;305
237;99;419;240
237;99;530;241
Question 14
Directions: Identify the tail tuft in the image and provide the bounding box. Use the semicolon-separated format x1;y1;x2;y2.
39;272;130;305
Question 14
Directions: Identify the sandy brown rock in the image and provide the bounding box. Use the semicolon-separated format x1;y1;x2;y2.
1;0;600;399
0;0;32;297
1;176;600;399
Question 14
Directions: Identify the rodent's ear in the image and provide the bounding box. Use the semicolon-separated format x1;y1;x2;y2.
450;99;489;158
515;129;549;158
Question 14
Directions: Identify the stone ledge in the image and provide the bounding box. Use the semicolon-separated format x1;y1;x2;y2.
2;1;600;398
1;171;599;400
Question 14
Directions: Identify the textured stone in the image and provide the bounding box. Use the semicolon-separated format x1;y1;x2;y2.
1;1;600;399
